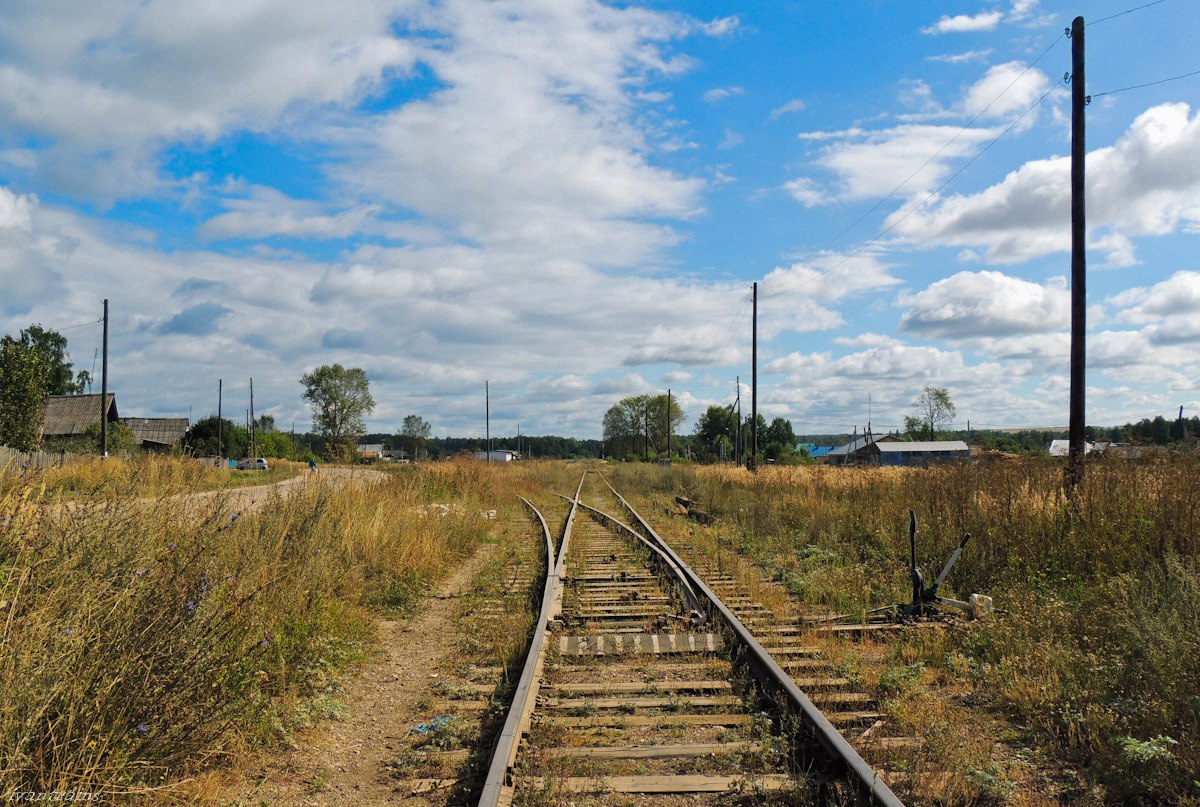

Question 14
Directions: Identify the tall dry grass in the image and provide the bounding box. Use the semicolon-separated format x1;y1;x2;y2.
0;457;512;797
607;455;1200;801
0;454;304;500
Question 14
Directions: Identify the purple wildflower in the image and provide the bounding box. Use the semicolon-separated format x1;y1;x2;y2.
168;542;177;550
64;628;74;636
187;600;197;611
136;724;149;734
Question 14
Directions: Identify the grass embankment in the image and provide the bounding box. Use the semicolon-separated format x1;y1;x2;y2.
608;457;1200;803
0;454;305;499
0;457;517;798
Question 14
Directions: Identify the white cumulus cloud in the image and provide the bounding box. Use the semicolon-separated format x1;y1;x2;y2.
899;270;1069;339
888;103;1200;264
922;11;1004;35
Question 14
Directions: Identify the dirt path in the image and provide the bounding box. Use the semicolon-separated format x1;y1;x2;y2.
211;542;496;806
174;466;386;514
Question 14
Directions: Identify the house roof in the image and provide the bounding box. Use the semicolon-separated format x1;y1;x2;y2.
876;440;969;453
42;394;118;437
1047;439;1093;456
121;417;189;446
827;433;903;456
357;444;385;453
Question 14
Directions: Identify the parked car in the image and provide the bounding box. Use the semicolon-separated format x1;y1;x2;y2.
237;458;269;471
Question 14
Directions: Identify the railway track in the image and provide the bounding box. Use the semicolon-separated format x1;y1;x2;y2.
478;472;904;806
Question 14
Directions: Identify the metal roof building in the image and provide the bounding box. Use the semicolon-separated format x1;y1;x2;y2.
825;433;903;465
825;433;968;466
41;394;119;438
872;440;969;466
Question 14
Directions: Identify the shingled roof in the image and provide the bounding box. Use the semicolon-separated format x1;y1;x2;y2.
121;417;189;447
41;394;118;437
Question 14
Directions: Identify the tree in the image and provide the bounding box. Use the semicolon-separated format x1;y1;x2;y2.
0;339;49;451
602;394;685;460
300;364;375;458
764;416;797;462
255;430;294;459
603;397;644;459
399;414;432;461
6;324;88;395
694;405;738;461
183;416;249;458
909;386;955;441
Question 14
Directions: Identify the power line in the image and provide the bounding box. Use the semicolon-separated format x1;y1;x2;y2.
1090;67;1200;99
1086;0;1167;27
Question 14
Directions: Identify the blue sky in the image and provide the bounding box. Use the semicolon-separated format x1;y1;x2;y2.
2;0;1198;439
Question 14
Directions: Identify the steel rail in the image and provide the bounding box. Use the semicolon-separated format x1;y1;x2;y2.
477;476;583;807
566;496;707;624
598;474;904;807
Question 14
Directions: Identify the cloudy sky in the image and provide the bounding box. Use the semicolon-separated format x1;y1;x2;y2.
2;0;1198;438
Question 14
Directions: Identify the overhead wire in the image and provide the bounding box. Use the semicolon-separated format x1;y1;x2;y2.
1085;0;1167;27
1090;68;1200;99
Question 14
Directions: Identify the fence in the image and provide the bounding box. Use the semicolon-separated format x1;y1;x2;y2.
0;445;70;471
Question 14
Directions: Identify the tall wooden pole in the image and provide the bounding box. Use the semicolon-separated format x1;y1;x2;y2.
217;379;223;459
249;377;256;459
750;282;758;472
100;299;109;457
1068;15;1087;491
485;381;490;462
666;389;672;462
736;376;742;466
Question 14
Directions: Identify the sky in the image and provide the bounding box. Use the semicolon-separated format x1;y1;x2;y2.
2;0;1199;439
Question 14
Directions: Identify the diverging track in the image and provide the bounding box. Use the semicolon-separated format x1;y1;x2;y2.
480;472;903;806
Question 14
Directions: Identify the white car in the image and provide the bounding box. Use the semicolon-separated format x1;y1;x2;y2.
237;458;269;470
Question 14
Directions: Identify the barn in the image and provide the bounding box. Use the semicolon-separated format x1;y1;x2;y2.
41;393;119;441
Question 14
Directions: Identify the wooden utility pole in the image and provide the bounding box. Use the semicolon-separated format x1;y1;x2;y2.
1067;15;1087;492
485;380;491;463
644;407;649;460
662;389;672;463
736;376;742;466
749;282;758;472
217;379;223;459
100;299;109;457
249;377;256;459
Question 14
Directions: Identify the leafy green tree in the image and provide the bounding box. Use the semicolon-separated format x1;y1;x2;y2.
183;416;249;458
255;430;294;459
300;364;375;458
908;386;955;441
602;394;685;460
6;324;88;395
694;405;737;461
83;420;136;454
399;414;432;460
603;397;644;459
764;417;797;461
743;413;768;462
0;339;49;451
